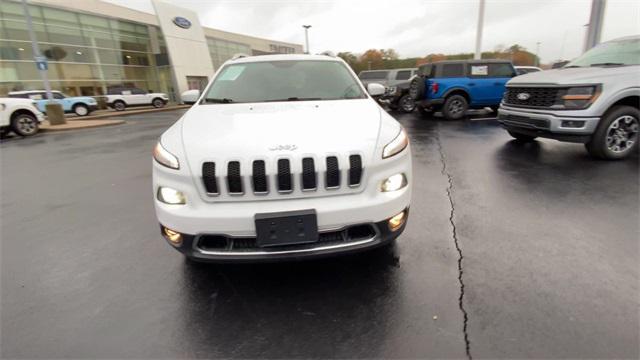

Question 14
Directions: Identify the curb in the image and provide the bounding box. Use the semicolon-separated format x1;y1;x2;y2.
40;120;126;132
64;105;191;121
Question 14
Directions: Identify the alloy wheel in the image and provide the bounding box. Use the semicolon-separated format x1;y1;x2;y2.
606;115;638;153
17;116;37;135
449;100;464;116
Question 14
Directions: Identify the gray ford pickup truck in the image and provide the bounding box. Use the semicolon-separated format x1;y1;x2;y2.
499;35;639;160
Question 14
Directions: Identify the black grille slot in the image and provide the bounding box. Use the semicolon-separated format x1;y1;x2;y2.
277;159;292;192
348;155;362;186
252;160;268;193
202;162;218;194
227;161;243;194
326;156;340;188
498;114;550;129
504;87;560;108
301;158;317;190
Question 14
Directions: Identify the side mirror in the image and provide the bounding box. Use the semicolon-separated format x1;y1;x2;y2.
367;83;386;97
181;89;201;105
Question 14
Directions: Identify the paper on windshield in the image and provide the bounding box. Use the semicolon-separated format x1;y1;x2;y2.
218;66;245;81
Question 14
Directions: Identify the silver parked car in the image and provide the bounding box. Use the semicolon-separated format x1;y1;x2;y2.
358;68;417;88
499;35;640;160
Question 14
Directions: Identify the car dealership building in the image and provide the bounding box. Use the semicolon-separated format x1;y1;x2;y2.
0;0;304;99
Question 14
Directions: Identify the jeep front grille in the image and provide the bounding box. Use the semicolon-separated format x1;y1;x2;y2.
201;154;363;197
252;160;268;193
301;157;317;190
202;162;218;195
504;87;559;108
325;156;340;189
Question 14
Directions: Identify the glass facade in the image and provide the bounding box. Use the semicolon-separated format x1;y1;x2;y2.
206;37;251;70
0;0;173;97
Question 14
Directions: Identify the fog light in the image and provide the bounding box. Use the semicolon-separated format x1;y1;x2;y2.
162;226;183;245
157;187;186;204
388;210;406;232
561;120;585;128
381;173;408;192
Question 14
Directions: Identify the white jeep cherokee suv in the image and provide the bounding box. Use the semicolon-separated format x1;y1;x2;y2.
153;55;412;262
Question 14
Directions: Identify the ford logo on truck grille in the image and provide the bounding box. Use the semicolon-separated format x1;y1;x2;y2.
517;92;531;101
173;17;192;29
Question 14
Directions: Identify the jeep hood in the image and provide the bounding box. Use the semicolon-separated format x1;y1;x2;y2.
509;65;639;85
179;99;382;173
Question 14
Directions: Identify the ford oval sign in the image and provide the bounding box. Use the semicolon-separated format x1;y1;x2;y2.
173;17;191;29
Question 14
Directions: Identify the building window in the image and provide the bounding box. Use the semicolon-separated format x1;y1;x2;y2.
206;37;250;69
0;3;172;97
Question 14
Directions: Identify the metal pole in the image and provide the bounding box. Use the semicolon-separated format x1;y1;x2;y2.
303;25;311;54
474;0;485;60
535;42;541;67
584;0;606;52
21;0;53;102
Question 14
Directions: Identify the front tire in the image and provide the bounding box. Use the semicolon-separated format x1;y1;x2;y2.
585;105;639;160
11;113;39;137
508;130;537;142
113;100;126;111
443;95;468;120
74;104;89;116
152;98;165;108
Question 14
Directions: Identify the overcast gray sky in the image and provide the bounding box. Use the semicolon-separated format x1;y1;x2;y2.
105;0;640;63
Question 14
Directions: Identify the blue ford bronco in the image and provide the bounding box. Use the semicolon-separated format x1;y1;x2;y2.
409;59;517;120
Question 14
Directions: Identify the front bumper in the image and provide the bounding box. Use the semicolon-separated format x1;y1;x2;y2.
161;209;408;262
498;106;600;142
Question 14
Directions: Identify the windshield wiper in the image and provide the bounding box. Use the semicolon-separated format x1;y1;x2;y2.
590;62;625;67
264;97;323;102
563;65;582;68
203;98;234;104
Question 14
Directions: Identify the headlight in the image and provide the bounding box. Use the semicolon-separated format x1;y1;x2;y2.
382;128;409;159
153;141;180;169
157;187;186;204
553;86;600;109
381;173;408;192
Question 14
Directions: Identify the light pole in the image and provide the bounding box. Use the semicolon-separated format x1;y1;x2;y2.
302;25;311;54
21;0;52;102
584;0;606;52
535;42;541;67
474;0;485;60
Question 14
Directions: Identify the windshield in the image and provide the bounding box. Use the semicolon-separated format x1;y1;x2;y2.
566;38;640;67
203;60;366;103
359;71;389;80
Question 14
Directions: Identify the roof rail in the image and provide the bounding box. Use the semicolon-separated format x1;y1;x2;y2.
231;53;250;60
317;51;335;57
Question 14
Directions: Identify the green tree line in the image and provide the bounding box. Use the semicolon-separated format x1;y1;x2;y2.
337;45;539;74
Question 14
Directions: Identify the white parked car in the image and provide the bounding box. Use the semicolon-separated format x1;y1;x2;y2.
106;87;169;111
0;97;45;137
153;54;412;262
180;89;200;105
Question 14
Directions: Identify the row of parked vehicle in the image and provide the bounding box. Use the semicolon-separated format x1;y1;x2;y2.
0;87;170;137
358;35;639;160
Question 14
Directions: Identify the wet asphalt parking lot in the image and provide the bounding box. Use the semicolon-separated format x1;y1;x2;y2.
1;109;638;359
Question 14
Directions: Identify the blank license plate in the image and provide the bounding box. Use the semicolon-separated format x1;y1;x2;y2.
255;209;318;247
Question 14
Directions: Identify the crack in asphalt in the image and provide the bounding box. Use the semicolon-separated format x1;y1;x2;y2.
436;126;472;360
